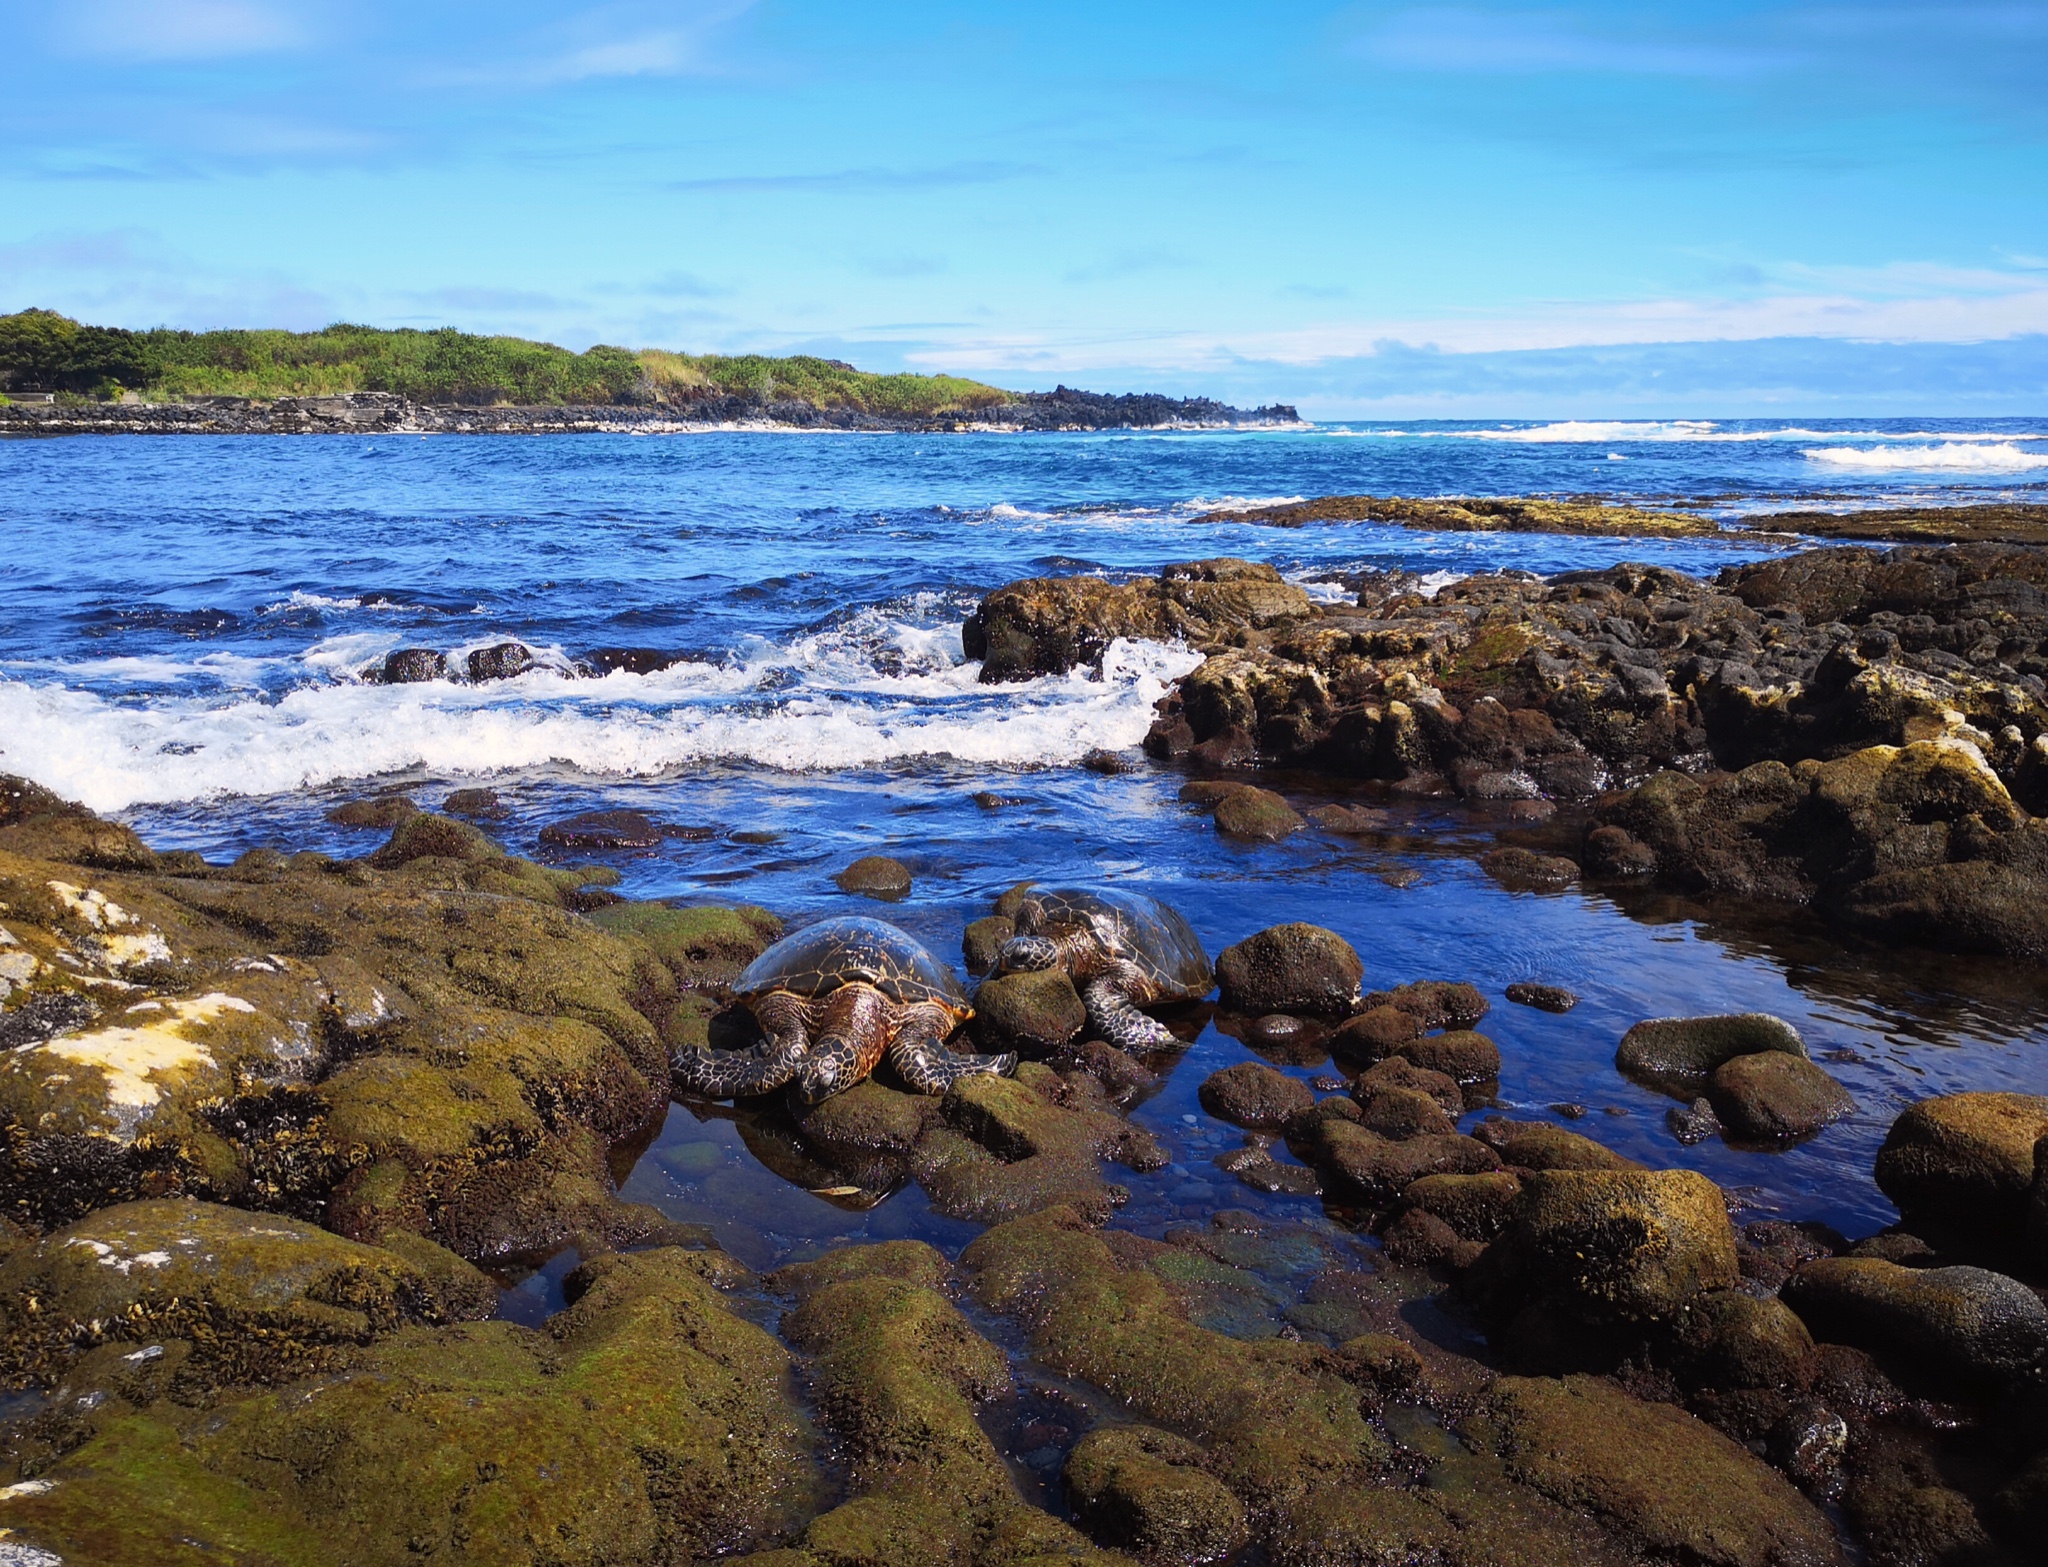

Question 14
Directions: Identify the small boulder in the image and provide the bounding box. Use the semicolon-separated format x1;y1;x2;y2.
834;854;913;900
1080;747;1135;775
1506;981;1578;1013
1874;1091;2048;1238
325;793;418;829
972;968;1086;1057
369;812;502;866
1480;846;1580;890
1616;1013;1808;1096
1198;1061;1314;1129
1707;1052;1854;1141
372;647;446;684
1288;1108;1501;1205
1582;824;1657;876
1395;1029;1501;1087
1328;1004;1421;1063
1472;1168;1740;1327
1399;1171;1523;1241
1062;1425;1247;1563
961;915;1014;977
1359;979;1489;1030
466;642;535;682
1675;1290;1817;1389
442;787;507;820
1215;923;1362;1015
537;809;664;851
1783;1258;2048;1387
1351;1056;1464;1121
1475;1119;1642;1173
1212;785;1305;841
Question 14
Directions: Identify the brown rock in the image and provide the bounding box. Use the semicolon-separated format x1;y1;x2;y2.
1199;1061;1314;1129
1707;1052;1854;1141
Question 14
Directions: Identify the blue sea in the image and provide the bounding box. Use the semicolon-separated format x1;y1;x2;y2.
5;417;2046;1292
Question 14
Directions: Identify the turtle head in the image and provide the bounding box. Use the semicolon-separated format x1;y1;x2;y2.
998;934;1061;975
793;1035;858;1104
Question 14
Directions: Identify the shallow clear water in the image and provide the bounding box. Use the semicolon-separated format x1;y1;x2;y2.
4;418;2046;1289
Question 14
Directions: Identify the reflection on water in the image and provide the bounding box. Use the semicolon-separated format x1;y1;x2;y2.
132;757;2044;1279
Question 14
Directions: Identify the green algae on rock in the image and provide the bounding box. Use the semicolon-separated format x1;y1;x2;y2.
0;1244;820;1566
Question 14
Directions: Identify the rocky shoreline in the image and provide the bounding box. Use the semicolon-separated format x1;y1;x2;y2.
969;541;2048;960
0;769;2043;1563
0;384;1301;437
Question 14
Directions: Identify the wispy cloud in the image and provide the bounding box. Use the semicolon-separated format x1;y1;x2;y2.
46;0;316;62
667;161;1037;194
435;1;756;87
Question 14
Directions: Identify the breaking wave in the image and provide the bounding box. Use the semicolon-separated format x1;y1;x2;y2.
1801;443;2048;474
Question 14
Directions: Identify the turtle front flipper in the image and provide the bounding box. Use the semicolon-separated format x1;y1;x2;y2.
888;1003;1014;1093
1082;971;1177;1050
673;1035;805;1099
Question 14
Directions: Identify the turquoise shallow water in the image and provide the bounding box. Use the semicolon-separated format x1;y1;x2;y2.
3;419;2045;1296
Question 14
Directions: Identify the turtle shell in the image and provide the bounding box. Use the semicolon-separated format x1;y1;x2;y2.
1012;886;1212;1002
734;916;969;1010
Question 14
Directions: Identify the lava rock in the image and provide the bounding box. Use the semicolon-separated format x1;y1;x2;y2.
581;646;684;676
1616;1013;1809;1096
1506;981;1578;1013
1783;1258;2048;1386
833;855;913;900
1395;1029;1502;1088
1480;846;1580;890
1874;1091;2048;1240
325;793;418;829
972;968;1086;1057
538;809;665;851
1470;1168;1740;1328
371;647;447;684
1359;979;1489;1030
1079;747;1135;775
1328;1004;1422;1063
1215;923;1362;1015
1199;1061;1314;1129
1707;1052;1854;1141
1211;785;1305;841
1062;1425;1248;1563
441;787;507;819
466;642;536;682
962;915;1014;977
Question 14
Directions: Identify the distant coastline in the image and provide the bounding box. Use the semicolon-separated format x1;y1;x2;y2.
0;309;1298;434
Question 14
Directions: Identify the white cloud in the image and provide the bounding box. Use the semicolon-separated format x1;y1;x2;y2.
48;0;313;61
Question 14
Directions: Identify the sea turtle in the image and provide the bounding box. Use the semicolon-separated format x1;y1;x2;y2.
997;886;1213;1050
674;915;1012;1104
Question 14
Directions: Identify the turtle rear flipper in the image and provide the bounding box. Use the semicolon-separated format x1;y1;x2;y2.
1083;970;1177;1050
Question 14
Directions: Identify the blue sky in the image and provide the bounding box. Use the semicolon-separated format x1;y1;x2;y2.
2;1;2045;415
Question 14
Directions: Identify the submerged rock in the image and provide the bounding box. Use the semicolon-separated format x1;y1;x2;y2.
1211;785;1304;841
323;793;418;829
1063;1425;1248;1563
1707;1051;1854;1141
537;807;664;850
1615;1013;1809;1096
1506;981;1579;1012
1199;1061;1313;1129
833;854;913;900
1480;846;1580;890
1214;923;1362;1015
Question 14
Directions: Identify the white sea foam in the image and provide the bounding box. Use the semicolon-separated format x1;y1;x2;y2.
0;627;1202;813
1801;442;2048;473
1181;494;1308;513
987;502;1055;521
1323;422;2048;446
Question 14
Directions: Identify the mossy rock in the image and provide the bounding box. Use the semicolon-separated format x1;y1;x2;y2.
833;855;913;900
972;967;1086;1056
1287;1107;1500;1205
1874;1091;2048;1241
1400;1171;1524;1242
1673;1289;1816;1390
1;1246;818;1566
368;811;503;866
1064;1425;1247;1562
1464;1375;1843;1567
0;1198;494;1390
1707;1052;1854;1141
587;899;783;990
1782;1257;2048;1387
1212;785;1304;841
1199;1061;1314;1129
1615;1014;1808;1096
1215;923;1363;1015
1468;1168;1739;1331
962;914;1015;976
1477;1120;1643;1173
767;1239;951;1300
1396;1029;1502;1087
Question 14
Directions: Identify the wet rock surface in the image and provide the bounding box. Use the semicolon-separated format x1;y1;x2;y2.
5;780;2047;1565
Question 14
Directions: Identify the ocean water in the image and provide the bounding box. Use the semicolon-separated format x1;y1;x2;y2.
4;417;2046;1290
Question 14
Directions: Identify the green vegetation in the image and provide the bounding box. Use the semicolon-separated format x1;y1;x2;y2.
0;308;1015;414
